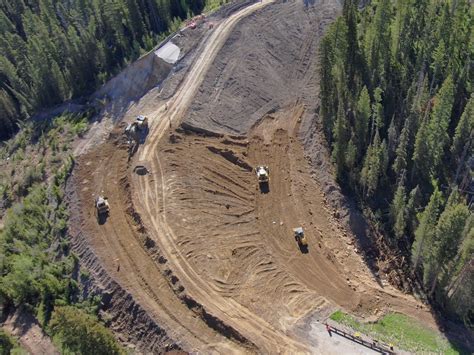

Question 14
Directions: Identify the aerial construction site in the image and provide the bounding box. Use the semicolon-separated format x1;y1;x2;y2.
66;0;444;353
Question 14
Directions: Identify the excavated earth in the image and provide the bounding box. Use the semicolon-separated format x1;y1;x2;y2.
69;0;442;353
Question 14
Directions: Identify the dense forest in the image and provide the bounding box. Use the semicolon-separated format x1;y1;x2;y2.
320;0;473;326
0;0;214;140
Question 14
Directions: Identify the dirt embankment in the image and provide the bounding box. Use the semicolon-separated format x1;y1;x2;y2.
2;309;59;355
183;0;337;134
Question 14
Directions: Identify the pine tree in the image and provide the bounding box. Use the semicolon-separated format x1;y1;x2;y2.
425;191;470;294
451;94;473;160
361;131;385;197
393;117;410;176
412;183;443;273
355;86;371;157
413;76;454;180
391;179;407;240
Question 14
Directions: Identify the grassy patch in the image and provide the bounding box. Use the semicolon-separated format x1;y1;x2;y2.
204;0;230;12
329;311;464;354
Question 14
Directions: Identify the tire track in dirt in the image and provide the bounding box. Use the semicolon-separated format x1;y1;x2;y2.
71;133;246;352
133;1;314;353
71;0;439;352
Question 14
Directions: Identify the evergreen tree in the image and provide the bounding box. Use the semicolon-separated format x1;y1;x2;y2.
355;86;371;157
451;94;473;161
413;76;454;180
390;179;407;240
412;183;443;273
425;191;470;295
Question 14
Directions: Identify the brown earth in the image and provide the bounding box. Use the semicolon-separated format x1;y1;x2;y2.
68;0;443;353
2;309;59;355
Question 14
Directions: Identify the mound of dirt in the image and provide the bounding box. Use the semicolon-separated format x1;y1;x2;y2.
93;53;172;111
183;0;338;134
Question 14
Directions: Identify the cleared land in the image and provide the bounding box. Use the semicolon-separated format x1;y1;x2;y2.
70;0;443;353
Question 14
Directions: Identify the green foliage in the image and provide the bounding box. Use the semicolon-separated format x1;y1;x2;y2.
411;183;443;272
320;0;473;326
50;306;123;355
0;114;110;346
0;0;215;140
0;330;23;355
390;180;406;240
329;311;464;354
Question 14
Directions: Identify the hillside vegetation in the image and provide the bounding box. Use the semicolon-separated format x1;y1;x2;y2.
320;0;473;327
0;115;123;353
0;0;217;140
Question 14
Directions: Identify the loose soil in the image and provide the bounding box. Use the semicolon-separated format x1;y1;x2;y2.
69;0;444;353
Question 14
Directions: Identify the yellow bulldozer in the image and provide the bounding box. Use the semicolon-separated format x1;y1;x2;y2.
293;227;308;247
95;196;110;222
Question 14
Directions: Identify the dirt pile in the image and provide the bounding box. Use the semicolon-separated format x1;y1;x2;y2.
183;0;338;134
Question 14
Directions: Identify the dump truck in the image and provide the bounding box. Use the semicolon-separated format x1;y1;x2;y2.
95;196;110;217
293;227;308;247
255;166;269;185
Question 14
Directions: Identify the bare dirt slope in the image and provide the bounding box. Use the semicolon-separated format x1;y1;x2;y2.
70;0;441;353
3;310;59;355
69;128;251;353
133;101;435;352
184;0;336;134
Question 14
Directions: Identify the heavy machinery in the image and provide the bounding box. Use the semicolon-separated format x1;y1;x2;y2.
293;227;308;247
135;115;148;130
95;196;110;221
125;115;148;138
255;166;269;185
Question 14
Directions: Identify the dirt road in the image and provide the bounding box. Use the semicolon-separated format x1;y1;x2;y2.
71;0;439;353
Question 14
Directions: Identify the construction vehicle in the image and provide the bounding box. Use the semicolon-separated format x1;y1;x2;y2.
293;227;308;247
95;196;110;220
135;115;148;130
255;166;269;185
125;115;148;138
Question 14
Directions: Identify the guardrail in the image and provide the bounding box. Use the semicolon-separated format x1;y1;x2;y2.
326;323;395;354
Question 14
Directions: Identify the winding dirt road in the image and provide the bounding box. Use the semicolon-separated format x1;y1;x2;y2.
72;0;439;353
135;1;313;352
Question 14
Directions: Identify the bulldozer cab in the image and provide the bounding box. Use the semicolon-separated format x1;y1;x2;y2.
293;227;308;247
95;196;109;214
135;115;148;129
256;166;269;182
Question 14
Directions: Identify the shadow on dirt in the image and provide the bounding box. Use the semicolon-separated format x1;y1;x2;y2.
137;126;149;144
259;182;270;194
97;213;109;225
134;165;149;175
298;243;309;254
